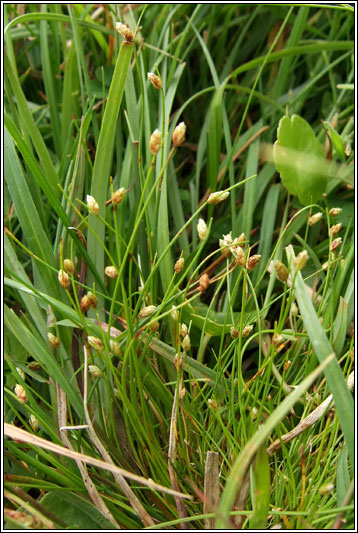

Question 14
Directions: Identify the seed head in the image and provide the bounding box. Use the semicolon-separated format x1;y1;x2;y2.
291;302;298;316
330;223;342;237
86;195;99;215
230;327;239;339
147;72;162;90
29;414;39;432
208;398;217;410
242;324;253;337
88;365;103;378
180;323;188;337
294;250;309;271
16;367;25;380
58;269;70;289
174;257;184;273
331;237;342;252
110;340;121;356
15;384;27;404
283;360;291;372
111;188;126;205
139;305;156;318
170;306;179;322
80;295;91;312
329;207;342;216
182;334;191;352
199;273;210;293
219;232;233;258
197;218;208;240
232;233;246;249
174;353;184;371
47;332;60;348
63;259;74;275
115;22;134;42
172;122;186;147
207;190;230;205
149;129;162;155
308;212;323;226
150;320;160;332
104;266;118;278
272;333;285;348
274;260;289;282
88;336;104;352
234;245;246;267
87;291;98;309
246;254;261;271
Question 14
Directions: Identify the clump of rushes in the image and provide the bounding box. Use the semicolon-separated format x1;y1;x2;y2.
147;72;162;89
63;259;74;275
219;232;233;258
149;129;162;155
139;305;156;318
308;212;323;226
246;254;261;271
207;190;230;205
172;122;186;146
274;260;289;282
88;365;103;378
104;266;118;278
115;22;134;42
88;336;104;352
329;207;342;216
331;237;342;251
58;269;70;289
294;250;309;271
111;188;126;205
199;273;210;293
47;332;60;348
29;414;39;432
174;257;184;273
242;324;253;337
182;334;191;352
86;195;99;215
330;223;342;237
110;340;121;356
197;218;208;240
14;384;27;404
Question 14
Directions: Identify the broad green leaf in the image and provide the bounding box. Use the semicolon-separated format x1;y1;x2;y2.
323;121;346;161
182;302;253;336
273;114;327;205
249;445;270;530
285;245;354;468
40;491;117;530
336;445;350;507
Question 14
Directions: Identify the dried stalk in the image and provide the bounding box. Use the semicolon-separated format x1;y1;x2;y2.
267;371;354;455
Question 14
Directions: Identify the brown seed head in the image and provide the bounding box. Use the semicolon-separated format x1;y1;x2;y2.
147;72;162;90
63;259;74;275
294;250;309;271
149;129;162;155
274;260;289;282
174;257;184;273
111;188;126;205
58;269;70;289
246;254;261;271
172;122;186;146
199;273;210;293
331;237;342;252
115;22;134;42
104;266;119;278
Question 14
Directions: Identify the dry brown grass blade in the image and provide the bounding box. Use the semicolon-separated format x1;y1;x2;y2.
168;385;188;528
267;371;354;455
4;423;192;500
203;451;220;529
56;383;120;528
